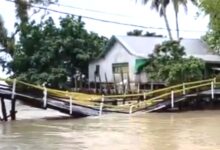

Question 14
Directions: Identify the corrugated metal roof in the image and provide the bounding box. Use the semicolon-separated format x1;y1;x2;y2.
92;35;220;63
115;36;212;58
188;54;220;63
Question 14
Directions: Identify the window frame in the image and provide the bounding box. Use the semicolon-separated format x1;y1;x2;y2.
112;62;129;74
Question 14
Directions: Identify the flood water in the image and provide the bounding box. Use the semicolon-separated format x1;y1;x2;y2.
1;101;220;150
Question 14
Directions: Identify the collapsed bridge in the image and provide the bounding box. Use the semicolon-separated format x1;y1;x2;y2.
0;78;219;121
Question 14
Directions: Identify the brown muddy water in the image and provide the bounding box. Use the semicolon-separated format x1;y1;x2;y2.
1;101;220;150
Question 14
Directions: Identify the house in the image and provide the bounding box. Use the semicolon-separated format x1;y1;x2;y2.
88;35;220;90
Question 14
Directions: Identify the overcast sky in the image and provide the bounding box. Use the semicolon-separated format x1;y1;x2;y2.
0;0;209;78
1;0;209;39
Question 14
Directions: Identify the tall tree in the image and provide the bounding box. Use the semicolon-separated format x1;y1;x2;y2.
0;16;9;50
139;0;197;40
172;0;197;40
0;0;58;62
6;16;108;89
140;0;173;40
0;15;15;62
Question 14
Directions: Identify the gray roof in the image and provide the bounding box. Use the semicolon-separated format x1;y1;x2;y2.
115;36;220;63
94;35;220;63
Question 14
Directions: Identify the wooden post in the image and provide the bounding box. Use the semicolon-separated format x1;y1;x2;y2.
137;82;140;93
79;75;82;90
139;75;142;93
74;77;77;91
94;75;97;93
98;74;102;94
11;97;16;120
204;64;207;79
127;72;131;93
214;78;216;88
104;73;109;94
120;69;125;94
137;75;141;93
1;97;7;121
88;80;91;92
150;82;154;91
113;73;118;94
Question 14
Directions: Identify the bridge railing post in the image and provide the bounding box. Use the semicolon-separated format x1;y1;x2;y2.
182;83;186;95
143;92;146;100
214;78;216;88
129;105;135;114
211;81;214;99
171;90;174;108
99;95;104;116
10;79;17;120
69;96;73;115
43;84;47;108
11;79;16;99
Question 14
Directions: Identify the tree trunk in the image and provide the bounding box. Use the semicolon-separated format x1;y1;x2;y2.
175;11;180;40
162;6;173;40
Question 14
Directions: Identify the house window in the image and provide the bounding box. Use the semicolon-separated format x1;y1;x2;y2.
112;63;129;74
94;65;100;75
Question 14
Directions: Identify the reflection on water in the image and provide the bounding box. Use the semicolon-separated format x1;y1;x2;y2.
1;103;220;150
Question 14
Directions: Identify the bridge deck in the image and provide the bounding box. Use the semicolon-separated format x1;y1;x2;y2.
146;89;220;112
0;89;101;117
0;78;219;118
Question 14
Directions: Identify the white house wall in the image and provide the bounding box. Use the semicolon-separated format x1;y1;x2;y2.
89;42;137;83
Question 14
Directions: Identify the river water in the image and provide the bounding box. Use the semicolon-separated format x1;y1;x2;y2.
1;102;220;150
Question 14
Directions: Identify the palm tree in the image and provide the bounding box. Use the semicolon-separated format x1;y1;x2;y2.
0;16;8;49
14;0;56;23
140;0;197;40
0;0;56;69
140;0;173;40
14;0;29;23
172;0;197;40
0;0;29;54
0;0;56;46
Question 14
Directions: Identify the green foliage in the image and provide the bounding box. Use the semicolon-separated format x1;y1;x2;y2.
199;0;220;31
127;29;164;37
202;31;220;54
0;0;58;62
145;40;205;85
6;16;108;88
199;0;220;54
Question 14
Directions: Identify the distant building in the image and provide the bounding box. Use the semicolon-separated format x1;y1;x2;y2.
88;36;220;90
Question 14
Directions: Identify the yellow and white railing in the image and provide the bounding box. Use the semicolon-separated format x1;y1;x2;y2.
0;77;217;115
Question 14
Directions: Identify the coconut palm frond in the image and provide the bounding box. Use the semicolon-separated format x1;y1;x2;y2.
14;0;29;23
0;16;8;48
